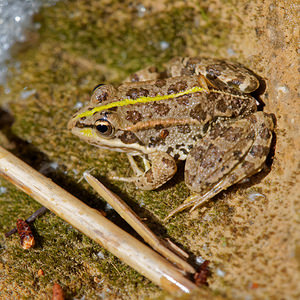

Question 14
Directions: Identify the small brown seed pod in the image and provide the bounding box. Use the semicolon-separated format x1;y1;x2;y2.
52;283;64;300
16;219;35;249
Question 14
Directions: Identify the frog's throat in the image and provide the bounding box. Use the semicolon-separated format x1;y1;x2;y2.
75;86;205;119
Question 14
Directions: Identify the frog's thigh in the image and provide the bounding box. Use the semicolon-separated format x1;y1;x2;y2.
165;57;259;93
135;152;177;190
218;112;274;188
185;112;274;194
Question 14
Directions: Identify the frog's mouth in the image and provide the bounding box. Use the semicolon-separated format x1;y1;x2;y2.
70;126;153;156
67;116;81;131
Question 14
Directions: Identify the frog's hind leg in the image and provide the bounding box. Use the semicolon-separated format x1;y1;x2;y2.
165;57;260;93
164;112;274;221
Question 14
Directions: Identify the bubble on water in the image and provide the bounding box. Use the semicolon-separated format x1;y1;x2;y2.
72;168;79;175
137;4;147;17
276;85;289;94
227;48;236;56
20;88;36;99
39;161;59;174
195;256;206;265
105;203;113;211
216;268;225;277
97;251;105;259
4;86;10;94
160;41;170;50
74;102;83;109
248;192;266;202
0;186;7;195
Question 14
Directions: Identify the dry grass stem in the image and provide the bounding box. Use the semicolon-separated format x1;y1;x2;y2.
0;146;199;294
84;172;195;274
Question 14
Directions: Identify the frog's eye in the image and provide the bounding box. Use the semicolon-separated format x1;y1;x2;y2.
93;84;105;92
95;119;114;137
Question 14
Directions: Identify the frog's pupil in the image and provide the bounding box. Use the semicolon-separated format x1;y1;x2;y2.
96;124;108;133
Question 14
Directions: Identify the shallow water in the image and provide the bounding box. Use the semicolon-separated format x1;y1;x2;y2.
0;0;57;85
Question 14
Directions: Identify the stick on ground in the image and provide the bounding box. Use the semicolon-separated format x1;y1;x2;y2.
0;145;199;295
84;172;195;274
5;206;48;237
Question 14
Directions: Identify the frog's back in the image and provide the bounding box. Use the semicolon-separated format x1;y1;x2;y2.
115;75;257;128
112;76;257;160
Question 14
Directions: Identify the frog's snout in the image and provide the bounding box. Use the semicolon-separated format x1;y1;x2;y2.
67;116;77;130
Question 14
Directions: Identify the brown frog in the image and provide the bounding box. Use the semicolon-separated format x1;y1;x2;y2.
68;57;274;220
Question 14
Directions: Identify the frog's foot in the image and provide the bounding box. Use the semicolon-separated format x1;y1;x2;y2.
113;152;177;191
165;111;274;221
111;154;144;183
163;193;208;221
164;177;235;221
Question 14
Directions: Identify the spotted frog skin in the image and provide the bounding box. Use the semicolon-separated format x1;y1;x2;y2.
68;57;274;219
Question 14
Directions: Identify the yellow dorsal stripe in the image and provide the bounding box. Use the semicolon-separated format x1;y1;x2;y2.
75;86;205;119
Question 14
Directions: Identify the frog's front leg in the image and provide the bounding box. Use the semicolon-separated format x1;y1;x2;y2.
118;152;177;190
165;57;260;93
165;111;274;220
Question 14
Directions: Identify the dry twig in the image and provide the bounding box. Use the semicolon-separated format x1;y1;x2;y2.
0;145;199;294
84;172;195;274
5;206;47;237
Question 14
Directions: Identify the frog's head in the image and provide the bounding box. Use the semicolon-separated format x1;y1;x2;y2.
68;84;148;155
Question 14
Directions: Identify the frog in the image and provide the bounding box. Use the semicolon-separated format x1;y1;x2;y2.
68;57;274;220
